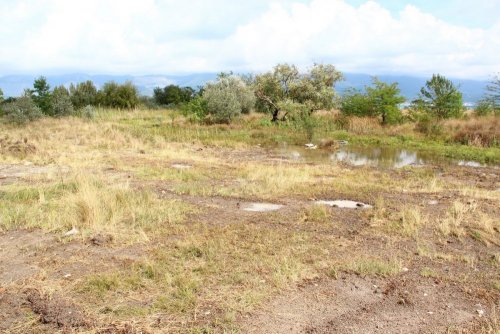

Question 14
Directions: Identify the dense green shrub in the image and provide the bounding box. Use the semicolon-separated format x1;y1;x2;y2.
97;81;139;109
153;85;195;106
69;81;98;109
181;96;208;122
3;93;43;124
340;88;374;117
52;86;74;117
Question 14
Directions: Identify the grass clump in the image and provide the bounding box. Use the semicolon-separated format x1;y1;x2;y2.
344;257;402;277
0;174;192;242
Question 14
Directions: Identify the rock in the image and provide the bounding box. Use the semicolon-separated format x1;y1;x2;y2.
63;227;79;237
337;140;349;145
305;143;318;149
477;309;485;317
171;163;192;170
428;200;439;205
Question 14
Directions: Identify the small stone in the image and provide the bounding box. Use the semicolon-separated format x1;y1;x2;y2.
428;200;439;205
477;309;484;317
427;311;434;315
204;310;211;315
402;267;409;272
63;273;72;278
64;227;79;237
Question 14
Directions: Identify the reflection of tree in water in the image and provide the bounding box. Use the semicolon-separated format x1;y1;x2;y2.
333;147;424;168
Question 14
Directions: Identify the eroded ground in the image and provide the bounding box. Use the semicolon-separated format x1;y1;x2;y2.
0;113;499;333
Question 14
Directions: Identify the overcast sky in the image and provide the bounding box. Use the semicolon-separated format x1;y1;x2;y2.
0;0;498;79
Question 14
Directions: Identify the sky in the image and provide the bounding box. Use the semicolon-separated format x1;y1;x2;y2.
0;0;498;79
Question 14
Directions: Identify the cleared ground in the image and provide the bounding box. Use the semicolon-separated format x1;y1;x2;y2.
0;110;498;333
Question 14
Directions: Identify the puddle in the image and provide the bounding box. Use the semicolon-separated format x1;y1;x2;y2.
241;203;284;212
315;200;372;209
171;164;192;170
273;144;492;169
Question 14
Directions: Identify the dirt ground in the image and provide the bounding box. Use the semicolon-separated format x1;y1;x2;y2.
0;143;499;333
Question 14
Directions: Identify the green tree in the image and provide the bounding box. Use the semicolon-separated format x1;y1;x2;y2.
254;63;342;121
98;81;139;109
412;74;464;119
52;86;74;117
69;80;97;109
0;88;4;104
340;88;374;117
153;85;195;106
366;78;405;124
32;76;53;115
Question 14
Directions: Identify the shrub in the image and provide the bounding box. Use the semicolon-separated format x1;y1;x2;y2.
340;88;374;117
69;81;98;109
181;96;208;122
52;86;74;117
446;117;499;147
98;81;139;109
202;75;254;123
153;85;195;106
2;94;43;124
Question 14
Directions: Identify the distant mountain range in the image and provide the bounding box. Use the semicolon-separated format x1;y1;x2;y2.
0;72;489;103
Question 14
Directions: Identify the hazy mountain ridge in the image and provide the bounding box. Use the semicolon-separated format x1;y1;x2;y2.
0;73;488;103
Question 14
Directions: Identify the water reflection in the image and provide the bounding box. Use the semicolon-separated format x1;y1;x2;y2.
275;144;487;168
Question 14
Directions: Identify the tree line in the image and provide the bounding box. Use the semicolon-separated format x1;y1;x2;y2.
0;66;498;126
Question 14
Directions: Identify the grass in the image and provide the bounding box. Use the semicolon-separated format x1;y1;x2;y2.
0;109;498;332
0;173;192;243
343;257;402;277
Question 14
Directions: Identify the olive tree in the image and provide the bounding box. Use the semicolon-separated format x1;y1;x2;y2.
254;63;343;121
3;91;43;124
202;74;255;123
412;74;463;119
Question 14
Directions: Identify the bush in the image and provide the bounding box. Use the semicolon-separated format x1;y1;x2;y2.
70;81;98;109
52;86;74;117
446;117;499;147
340;88;374;117
3;94;43;124
97;81;139;109
181;96;208;122
153;85;195;106
202;75;254;123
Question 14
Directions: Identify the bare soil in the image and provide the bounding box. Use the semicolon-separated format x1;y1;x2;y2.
0;150;498;333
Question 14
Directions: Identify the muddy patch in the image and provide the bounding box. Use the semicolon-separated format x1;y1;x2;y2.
315;200;372;209
26;289;91;328
241;202;284;212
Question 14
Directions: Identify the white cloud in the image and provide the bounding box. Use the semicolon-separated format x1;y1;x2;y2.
0;0;498;78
